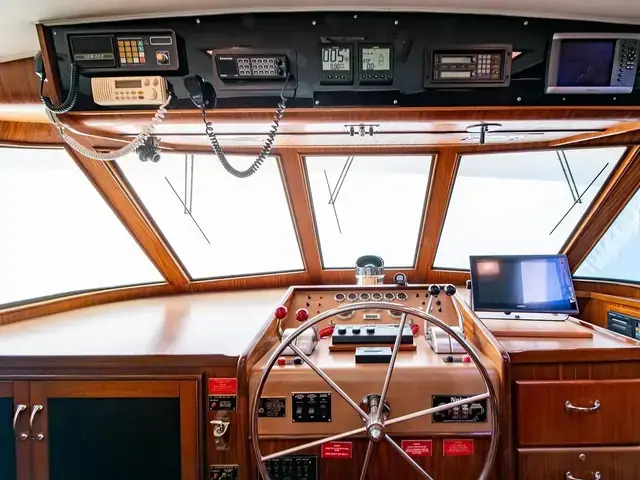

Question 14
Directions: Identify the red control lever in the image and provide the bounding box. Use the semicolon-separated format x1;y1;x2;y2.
295;308;309;322
319;325;335;338
410;323;419;335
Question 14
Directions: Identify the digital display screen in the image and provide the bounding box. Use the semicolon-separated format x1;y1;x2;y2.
557;40;616;87
362;47;391;71
470;255;578;314
321;46;351;71
441;56;473;64
441;71;472;78
115;79;142;89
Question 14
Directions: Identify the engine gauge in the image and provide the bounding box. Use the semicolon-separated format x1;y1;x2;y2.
360;292;371;301
334;293;346;302
384;292;395;301
347;292;358;302
372;292;383;301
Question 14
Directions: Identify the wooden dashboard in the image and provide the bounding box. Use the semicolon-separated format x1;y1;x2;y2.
0;285;639;480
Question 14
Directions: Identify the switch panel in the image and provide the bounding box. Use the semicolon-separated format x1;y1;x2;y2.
432;395;487;423
261;455;318;480
210;465;238;480
292;392;331;422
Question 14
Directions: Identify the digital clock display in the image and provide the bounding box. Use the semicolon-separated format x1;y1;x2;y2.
321;46;351;71
362;47;391;71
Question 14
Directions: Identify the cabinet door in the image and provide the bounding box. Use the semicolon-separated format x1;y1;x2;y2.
29;379;199;480
0;381;31;480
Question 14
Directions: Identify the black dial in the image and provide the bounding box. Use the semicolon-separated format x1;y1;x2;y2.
444;284;457;296
428;284;441;296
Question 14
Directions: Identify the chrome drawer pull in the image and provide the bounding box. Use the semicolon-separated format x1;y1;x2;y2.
565;400;600;412
566;471;602;480
29;405;44;441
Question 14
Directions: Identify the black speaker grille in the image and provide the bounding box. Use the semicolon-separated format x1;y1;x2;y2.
69;35;116;68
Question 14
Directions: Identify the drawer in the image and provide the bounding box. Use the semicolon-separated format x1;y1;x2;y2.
519;447;640;480
517;379;640;446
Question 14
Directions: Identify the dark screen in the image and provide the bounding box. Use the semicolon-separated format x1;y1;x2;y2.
0;398;17;480
557;40;615;87
470;255;578;313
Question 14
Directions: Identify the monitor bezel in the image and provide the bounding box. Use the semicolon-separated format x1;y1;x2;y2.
546;32;640;94
469;254;579;315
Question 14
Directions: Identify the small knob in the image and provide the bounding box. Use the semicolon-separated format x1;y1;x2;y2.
462;355;471;363
444;284;457;296
156;52;169;64
149;89;158;100
443;355;454;363
352;327;361;334
295;308;309;322
337;327;347;335
293;357;303;365
428;285;441;297
366;327;375;334
143;78;150;86
275;306;288;320
277;357;286;367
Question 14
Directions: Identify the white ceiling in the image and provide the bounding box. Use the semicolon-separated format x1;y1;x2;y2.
3;0;640;63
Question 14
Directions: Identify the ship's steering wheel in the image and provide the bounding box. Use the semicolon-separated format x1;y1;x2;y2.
251;302;499;480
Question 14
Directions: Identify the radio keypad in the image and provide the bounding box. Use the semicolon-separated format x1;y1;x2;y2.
118;39;146;65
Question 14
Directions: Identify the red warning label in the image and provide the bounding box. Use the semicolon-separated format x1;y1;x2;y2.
321;442;353;459
401;440;433;457
443;439;474;456
208;378;237;396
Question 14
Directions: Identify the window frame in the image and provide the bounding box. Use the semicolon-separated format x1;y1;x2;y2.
114;151;308;281
430;146;630;272
301;152;437;270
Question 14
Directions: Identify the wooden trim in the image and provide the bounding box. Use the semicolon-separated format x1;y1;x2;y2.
179;380;201;480
574;280;640;298
564;146;640;270
35;25;60;105
415;148;459;280
588;292;640;309
0;283;176;326
279;151;322;282
64;145;190;286
550;121;640;147
31;380;180;397
0;382;12;396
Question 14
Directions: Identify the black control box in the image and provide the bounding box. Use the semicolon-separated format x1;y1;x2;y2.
261;455;318;480
68;30;180;73
607;311;640;339
355;346;392;363
432;395;487;423
332;324;413;345
292;392;331;422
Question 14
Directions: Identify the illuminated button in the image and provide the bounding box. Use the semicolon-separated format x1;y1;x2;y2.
117;40;124;46
140;57;146;63
120;58;127;64
139;52;145;57
133;58;139;63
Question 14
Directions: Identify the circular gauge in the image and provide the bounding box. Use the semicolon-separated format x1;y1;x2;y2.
397;292;408;301
384;292;395;301
337;310;355;320
372;292;383;301
334;293;346;302
360;292;370;301
389;309;403;317
347;293;358;302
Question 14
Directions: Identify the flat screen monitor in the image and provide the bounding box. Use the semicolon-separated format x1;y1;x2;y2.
546;33;640;94
470;254;578;314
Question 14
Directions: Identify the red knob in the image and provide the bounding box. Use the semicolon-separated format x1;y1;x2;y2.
462;355;471;363
277;357;286;367
275;306;288;320
295;308;309;322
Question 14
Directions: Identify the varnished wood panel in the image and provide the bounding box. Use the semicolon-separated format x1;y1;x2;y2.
550;120;640;146
277;151;322;282
580;297;640;329
512;361;640;381
517;379;640;446
66;146;190;286
518;447;640;480
415;149;459;281
0;283;175;327
575;281;640;299
0;121;59;144
13;381;31;480
258;437;497;480
565;146;640;270
0;58;43;105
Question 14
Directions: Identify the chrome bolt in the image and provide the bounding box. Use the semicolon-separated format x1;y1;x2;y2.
196;18;201;24
579;453;586;462
312;20;316;25
394;20;399;25
517;97;522;102
354;14;358;19
315;100;320;105
393;100;398;105
524;20;529;25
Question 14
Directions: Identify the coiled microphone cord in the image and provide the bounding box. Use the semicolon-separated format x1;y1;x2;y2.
201;73;290;179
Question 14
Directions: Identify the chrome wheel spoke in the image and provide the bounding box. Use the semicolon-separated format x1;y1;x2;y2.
385;392;489;427
377;313;407;421
386;435;434;480
359;441;374;480
289;343;369;420
261;425;367;461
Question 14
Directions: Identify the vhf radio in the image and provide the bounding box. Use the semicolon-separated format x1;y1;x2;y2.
68;30;180;73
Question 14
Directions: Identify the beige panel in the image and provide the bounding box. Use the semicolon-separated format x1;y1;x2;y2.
250;336;499;437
